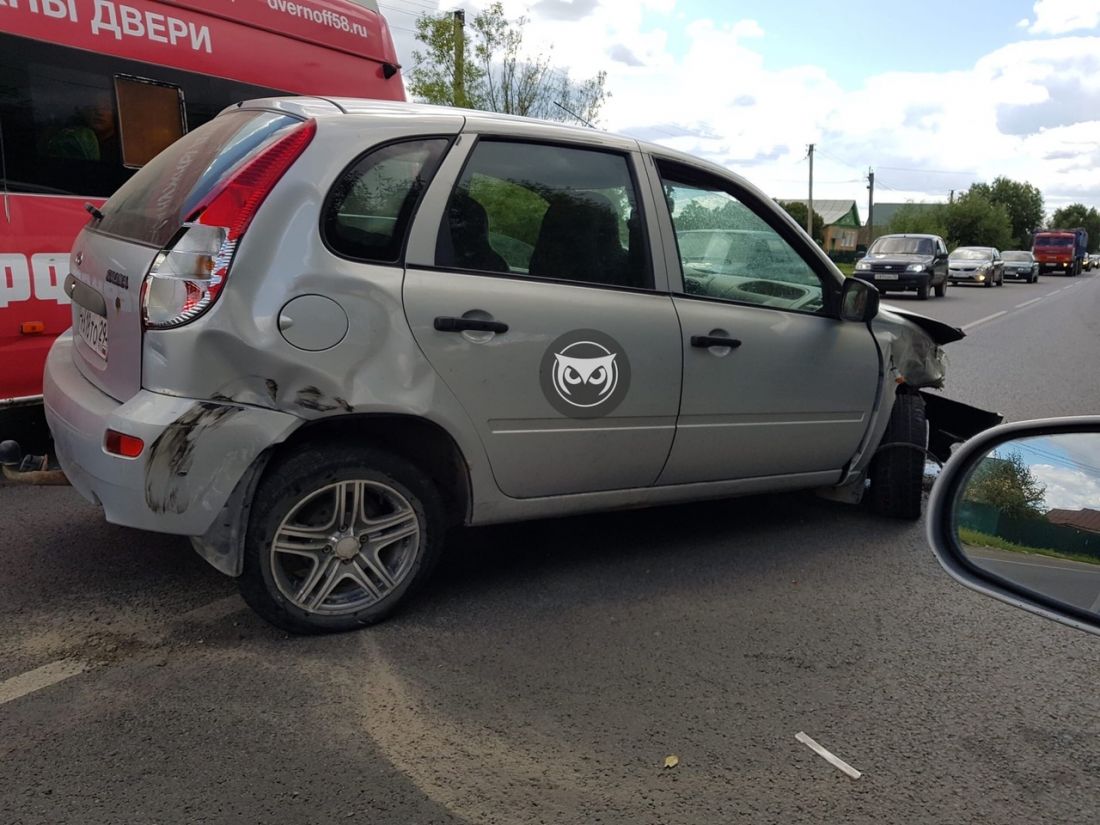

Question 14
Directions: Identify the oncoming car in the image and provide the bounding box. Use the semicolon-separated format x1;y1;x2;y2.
43;99;998;633
1001;250;1039;283
949;246;1004;287
854;234;949;299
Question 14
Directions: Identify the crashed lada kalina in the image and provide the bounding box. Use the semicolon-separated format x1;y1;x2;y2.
36;98;1000;633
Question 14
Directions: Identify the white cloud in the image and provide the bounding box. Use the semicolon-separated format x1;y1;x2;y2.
1029;0;1100;35
387;1;1100;210
1031;464;1100;511
1017;17;1032;27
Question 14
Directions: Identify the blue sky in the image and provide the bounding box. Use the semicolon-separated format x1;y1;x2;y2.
659;0;1038;88
385;0;1100;213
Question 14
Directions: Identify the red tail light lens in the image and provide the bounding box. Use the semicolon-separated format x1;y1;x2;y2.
105;429;144;458
142;118;317;330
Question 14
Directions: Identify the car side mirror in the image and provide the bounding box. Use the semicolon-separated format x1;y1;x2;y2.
840;277;879;323
927;417;1100;637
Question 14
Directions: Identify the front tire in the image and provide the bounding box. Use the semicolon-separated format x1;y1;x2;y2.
917;278;930;300
239;446;444;634
867;393;927;521
934;278;946;297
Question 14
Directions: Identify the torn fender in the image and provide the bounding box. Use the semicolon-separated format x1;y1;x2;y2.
921;391;1004;464
879;305;965;345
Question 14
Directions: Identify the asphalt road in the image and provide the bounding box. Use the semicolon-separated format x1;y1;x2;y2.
968;546;1100;612
3;270;1100;824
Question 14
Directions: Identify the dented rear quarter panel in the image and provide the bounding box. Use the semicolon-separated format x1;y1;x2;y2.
138;113;499;518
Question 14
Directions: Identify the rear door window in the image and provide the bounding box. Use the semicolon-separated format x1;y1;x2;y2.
435;140;652;290
96;110;300;247
323;139;451;263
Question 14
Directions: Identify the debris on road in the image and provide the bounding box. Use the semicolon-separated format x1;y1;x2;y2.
795;731;862;780
663;755;679;769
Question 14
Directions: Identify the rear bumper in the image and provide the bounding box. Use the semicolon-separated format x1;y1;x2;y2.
44;332;300;536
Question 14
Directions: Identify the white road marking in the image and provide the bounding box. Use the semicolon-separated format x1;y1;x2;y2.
0;659;87;706
1015;297;1043;309
795;731;862;779
962;311;1007;331
1050;288;1063;294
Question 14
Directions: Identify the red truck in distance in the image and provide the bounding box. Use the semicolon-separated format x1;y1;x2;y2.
1032;227;1089;277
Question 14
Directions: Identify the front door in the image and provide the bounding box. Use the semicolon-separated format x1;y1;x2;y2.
403;138;682;498
652;162;881;485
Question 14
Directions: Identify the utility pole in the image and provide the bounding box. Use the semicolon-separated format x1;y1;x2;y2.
806;143;815;238
453;10;465;107
866;167;875;244
949;189;954;204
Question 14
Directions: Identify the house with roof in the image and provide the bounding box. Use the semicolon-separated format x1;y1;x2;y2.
1046;508;1100;535
784;199;862;252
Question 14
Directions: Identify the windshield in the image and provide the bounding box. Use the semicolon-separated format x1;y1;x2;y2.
1035;236;1074;246
1002;251;1032;261
868;237;933;255
950;248;992;261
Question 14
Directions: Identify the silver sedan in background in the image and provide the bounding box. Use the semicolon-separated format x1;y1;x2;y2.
949;246;1004;288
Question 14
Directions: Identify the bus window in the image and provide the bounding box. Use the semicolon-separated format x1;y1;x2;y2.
115;76;186;168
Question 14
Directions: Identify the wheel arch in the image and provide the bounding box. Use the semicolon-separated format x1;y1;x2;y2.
191;413;474;578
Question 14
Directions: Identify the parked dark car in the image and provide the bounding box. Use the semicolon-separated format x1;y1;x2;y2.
1001;250;1039;283
949;246;1004;288
854;234;949;300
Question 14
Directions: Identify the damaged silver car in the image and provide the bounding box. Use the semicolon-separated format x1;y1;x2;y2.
42;98;999;632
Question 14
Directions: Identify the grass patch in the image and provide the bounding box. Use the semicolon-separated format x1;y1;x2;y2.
958;526;1100;567
834;262;855;277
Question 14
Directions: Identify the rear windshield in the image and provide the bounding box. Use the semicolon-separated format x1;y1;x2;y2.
869;237;933;255
1035;236;1074;246
95;110;300;247
1002;251;1032;261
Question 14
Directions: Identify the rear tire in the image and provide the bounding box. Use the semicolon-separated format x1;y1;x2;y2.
867;393;927;521
239;445;445;634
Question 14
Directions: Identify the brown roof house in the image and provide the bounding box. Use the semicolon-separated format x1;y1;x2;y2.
1046;508;1100;534
786;199;862;252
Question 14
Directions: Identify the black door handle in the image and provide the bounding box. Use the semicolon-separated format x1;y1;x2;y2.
434;316;509;334
691;335;742;349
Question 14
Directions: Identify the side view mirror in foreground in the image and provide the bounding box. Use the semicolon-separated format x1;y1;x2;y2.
840;276;879;323
928;417;1100;636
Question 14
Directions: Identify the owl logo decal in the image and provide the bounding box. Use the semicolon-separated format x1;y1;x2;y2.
540;330;631;418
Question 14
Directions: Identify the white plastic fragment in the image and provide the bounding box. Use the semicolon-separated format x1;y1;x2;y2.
795;731;862;780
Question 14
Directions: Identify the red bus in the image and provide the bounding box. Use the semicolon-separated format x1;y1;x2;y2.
1;0;404;409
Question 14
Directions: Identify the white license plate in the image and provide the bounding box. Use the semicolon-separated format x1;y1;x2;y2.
876;273;899;280
77;306;108;360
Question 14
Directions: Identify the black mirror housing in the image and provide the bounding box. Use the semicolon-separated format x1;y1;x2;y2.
840;277;879;323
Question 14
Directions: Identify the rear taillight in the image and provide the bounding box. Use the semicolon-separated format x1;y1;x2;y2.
105;429;144;458
141;118;317;330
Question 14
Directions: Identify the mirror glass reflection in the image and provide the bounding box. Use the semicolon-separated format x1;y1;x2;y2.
956;433;1100;613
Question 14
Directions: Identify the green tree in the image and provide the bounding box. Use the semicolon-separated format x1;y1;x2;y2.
965;451;1048;520
968;177;1044;249
1049;203;1100;252
409;3;608;124
887;202;949;239
943;191;1013;249
775;200;824;245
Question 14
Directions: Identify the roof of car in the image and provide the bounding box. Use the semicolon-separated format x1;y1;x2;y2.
876;233;941;239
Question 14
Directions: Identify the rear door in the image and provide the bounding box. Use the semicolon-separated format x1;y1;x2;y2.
67;110;306;401
650;159;880;485
403;137;682;499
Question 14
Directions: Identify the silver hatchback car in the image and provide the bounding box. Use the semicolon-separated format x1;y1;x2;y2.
44;98;996;632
